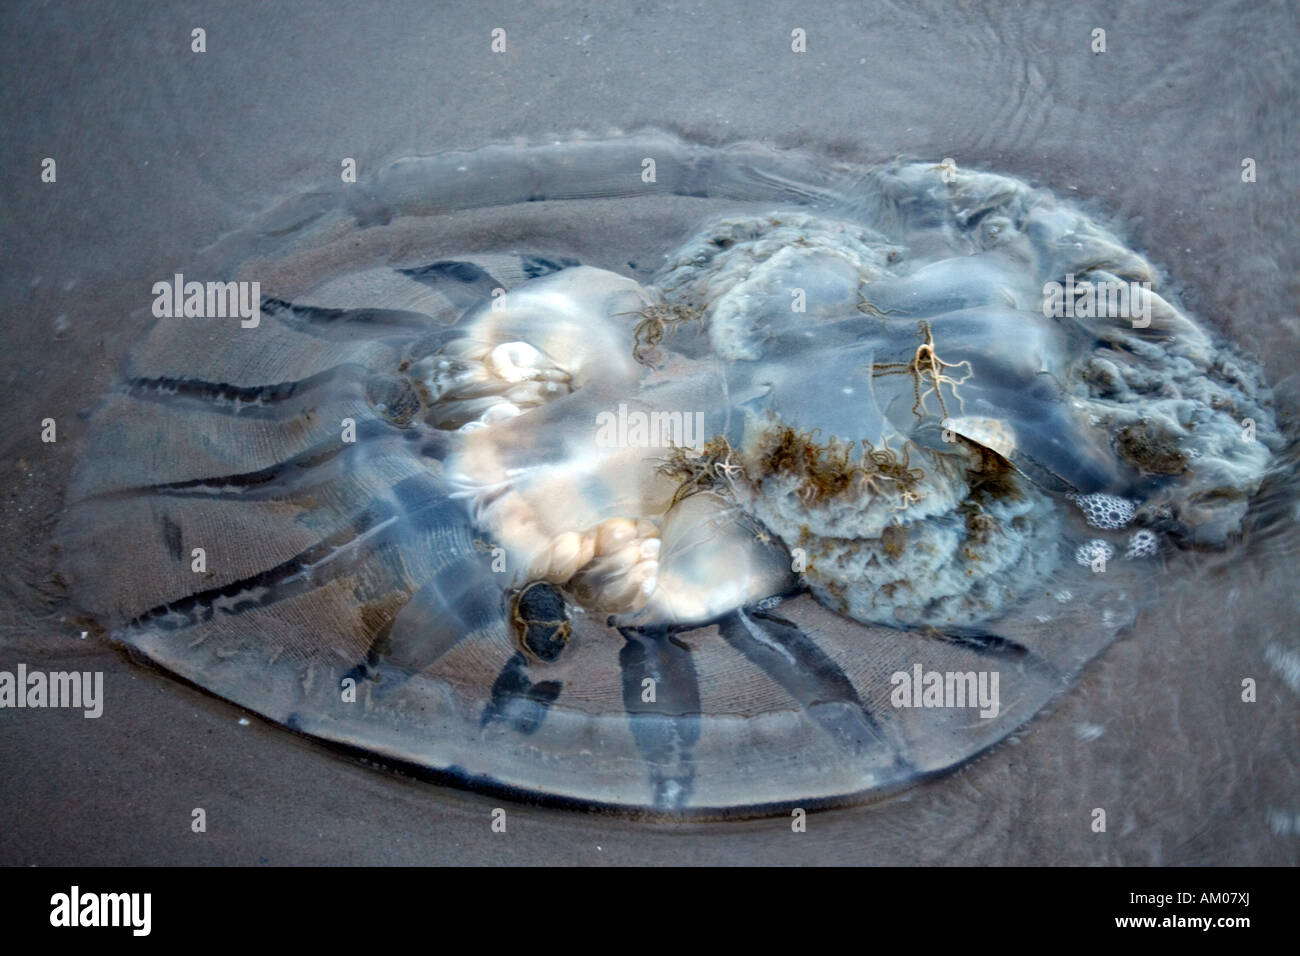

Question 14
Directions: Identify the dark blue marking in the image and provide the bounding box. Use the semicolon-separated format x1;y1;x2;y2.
480;652;562;735
127;371;322;406
127;499;399;631
123;364;383;423
402;261;491;284
720;609;903;765
160;514;183;561
520;255;580;279
923;627;1058;678
618;626;700;810
340;661;371;686
129;424;399;502
261;297;435;330
399;261;502;313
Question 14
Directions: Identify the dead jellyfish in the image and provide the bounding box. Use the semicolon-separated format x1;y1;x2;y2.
56;134;1280;815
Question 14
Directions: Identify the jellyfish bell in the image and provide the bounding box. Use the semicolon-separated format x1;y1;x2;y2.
56;135;1280;813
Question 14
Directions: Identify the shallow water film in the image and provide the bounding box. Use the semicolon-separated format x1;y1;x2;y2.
2;1;1296;865
52;136;1282;813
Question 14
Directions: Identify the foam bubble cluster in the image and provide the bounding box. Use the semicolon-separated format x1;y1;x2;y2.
1076;540;1115;568
1125;529;1159;559
1068;492;1137;530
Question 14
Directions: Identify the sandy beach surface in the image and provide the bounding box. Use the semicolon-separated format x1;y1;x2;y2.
1;0;1296;864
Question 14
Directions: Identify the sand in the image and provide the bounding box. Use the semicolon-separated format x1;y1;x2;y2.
1;0;1296;864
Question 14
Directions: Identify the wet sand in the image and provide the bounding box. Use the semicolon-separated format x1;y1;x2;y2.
1;0;1296;864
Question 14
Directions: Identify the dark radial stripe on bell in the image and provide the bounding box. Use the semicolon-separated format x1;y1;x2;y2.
126;497;402;632
124;365;369;417
617;625;701;811
519;255;580;279
480;652;562;735
398;261;505;313
924;627;1060;679
261;296;438;331
720;609;906;766
131;424;397;501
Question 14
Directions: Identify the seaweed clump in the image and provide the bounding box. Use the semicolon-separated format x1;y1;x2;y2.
656;435;744;505
1114;419;1189;475
752;426;926;509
